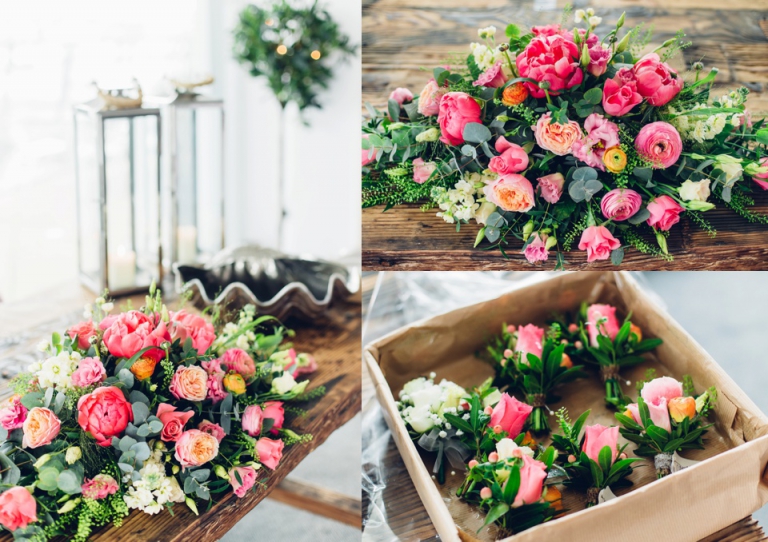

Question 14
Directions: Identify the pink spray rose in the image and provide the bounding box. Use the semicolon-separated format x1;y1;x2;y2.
571;114;620;171
169;365;209;402
262;401;285;433
646;195;684;231
578;226;621;262
534;113;582;156
362;134;375;167
242;404;263;437
633;53;683;106
22;407;61;449
752;157;768;190
489;137;529;175
602;68;643;117
0;487;37;531
483;174;535;213
67;320;96;350
437;92;483;146
587;43;611;77
229;466;258;498
100;311;170;362
523;232;549;264
81;474;119;500
473;60;508;88
169;310;215;355
70;357;106;388
156;403;195;442
537;173;565;204
490;393;533;439
175;429;219;469
586;304;620;347
220;349;257;381
418;79;447;117
515;324;545;361
582;424;619;464
388;87;413;105
516;35;583;98
256;437;284;470
412;158;437;184
601;188;642;221
635;121;682;169
198;420;226;442
77;386;132;447
513;455;547;507
0;395;27;431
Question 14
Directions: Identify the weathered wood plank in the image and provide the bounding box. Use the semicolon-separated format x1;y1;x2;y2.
268;478;362;527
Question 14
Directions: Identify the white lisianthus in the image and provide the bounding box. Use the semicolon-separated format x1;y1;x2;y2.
715;161;743;185
271;372;298;395
678;179;711;202
410;385;443;412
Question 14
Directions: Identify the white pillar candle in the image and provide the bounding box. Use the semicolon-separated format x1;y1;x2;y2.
108;247;136;291
177;225;198;263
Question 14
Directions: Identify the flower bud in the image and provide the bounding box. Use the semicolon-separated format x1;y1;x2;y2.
615;32;631;54
57;498;81;515
545;235;558;250
616;12;626;28
522;220;534;241
484;406;494;415
655;231;668;255
574;340;583;349
480;487;493;500
215;465;229;479
560;353;573;369
185;497;199;516
172;465;180;474
687;200;715;212
492;424;503;434
538;80;551;91
692;61;704;71
34;454;51;470
503;349;514;359
497;43;509;52
580;44;591;67
506;325;516;334
567;454;577;463
468;459;479;469
629;323;642;342
568;323;579;334
488;452;499;463
415;127;440;143
65;447;82;465
154;440;165;450
668;396;696;423
130;356;158;381
388;122;405;131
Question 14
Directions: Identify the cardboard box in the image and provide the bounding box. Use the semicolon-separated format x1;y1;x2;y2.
364;271;768;542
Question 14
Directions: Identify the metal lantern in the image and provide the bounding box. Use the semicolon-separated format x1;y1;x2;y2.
73;96;163;296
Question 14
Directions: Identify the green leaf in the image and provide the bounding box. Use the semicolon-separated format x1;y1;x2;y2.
503;465;521;504
584;87;603;105
572;166;598;182
21;392;44;410
588;457;604;487
756;128;768;146
598;445;613;474
387;99;400;122
571;410;591;441
444;413;473;435
53;391;66;415
462;122;492;144
505;24;521;38
190;468;211;482
480;502;510;532
638;397;651;429
58;470;83;495
664;438;685;452
646;425;670;447
117;369;135;389
132;402;150;425
0;452;20;485
38;467;60;491
610;247;624;266
633;167;653;182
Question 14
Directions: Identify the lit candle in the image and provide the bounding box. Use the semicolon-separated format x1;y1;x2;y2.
108;246;136;291
177;225;198;263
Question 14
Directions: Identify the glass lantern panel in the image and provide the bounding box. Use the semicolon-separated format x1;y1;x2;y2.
75;111;103;290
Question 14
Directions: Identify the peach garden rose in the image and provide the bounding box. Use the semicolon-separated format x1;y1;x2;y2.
169;365;209;402
483;174;535;213
22;407;61;449
534;113;582;156
174;429;220;469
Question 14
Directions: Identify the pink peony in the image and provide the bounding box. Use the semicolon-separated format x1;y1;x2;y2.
413;158;437;184
602;68;643;117
473;60;508;88
582;424;619;464
571;114;620;171
229;466;258;498
534;113;582;156
490;393;533;439
362;134;375;167
22;407;61;449
635;122;682;169
67;320;96;350
70;357;106;388
586;304;620;347
523;233;549;264
198;420;226;442
752;157;768;190
256;437;284;470
418;79;447;117
515;324;545;361
513;455;547;506
537;173;565;204
633;53;683;107
262;401;285;433
220;349;257;381
0;395;27;431
601;188;642;221
77;386;132;447
646;195;684;231
169;311;215;356
81;474;119;500
169;365;209;402
388;87;413;105
489;137;529;176
0;487;37;531
242;404;263;437
175;429;219;469
578;225;621;262
156;403;195;442
483;174;535;213
100;311;170;362
516;34;583;98
437;92;483;146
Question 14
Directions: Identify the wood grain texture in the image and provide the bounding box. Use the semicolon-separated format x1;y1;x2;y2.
269;478;362;527
362;0;768;271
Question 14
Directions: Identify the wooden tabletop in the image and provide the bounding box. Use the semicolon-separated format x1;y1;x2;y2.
362;0;768;271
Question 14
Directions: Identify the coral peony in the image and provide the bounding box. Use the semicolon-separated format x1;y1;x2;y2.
516;35;583;98
169;310;215;356
633;53;682;106
100;311;170;362
602;68;643;117
0;487;37;531
437;92;483;146
473;60;508;88
67;320;96;350
77;386;133;447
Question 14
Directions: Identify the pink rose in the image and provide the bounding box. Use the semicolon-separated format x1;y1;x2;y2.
473;60;508;88
169;310;215;355
256;437;284;470
67;320;96;350
70;357;106;388
513;455;547;507
602;68;643;117
588;44;611;77
77;386;132;447
489;137;529;176
635;122;682;169
418;79;447;117
81;474;119;500
156;403;194;442
571;114;620;171
641;376;683;405
22;407;61;449
523;233;549;264
0;395;27;431
515;324;545;361
490;393;533;439
483;174;535;213
437;92;482;146
646;195;683;231
534;113;582;156
220;349;256;381
388;87;413;105
198;420;226;442
169;365;209;402
175;429;219;469
362;134;375;167
537;173;565;204
626;401;671;433
578;225;621;262
586;304;620;347
582;424;619;464
229;466;258;498
262;401;285;433
100;311;170;362
242;404;263;437
0;487;37;531
601;188;642;221
413;158;437;184
633;53;682;106
516;35;583;98
752;157;768;190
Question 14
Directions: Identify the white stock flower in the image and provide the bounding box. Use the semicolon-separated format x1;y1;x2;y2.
678;179;711;202
36;340;49;352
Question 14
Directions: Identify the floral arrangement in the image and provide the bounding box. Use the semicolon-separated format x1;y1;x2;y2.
0;286;320;541
362;7;768;267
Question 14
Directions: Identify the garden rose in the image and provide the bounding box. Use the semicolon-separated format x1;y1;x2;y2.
523;233;549;264
242;404;263;437
0;395;27;431
635;122;682;169
602;68;642;117
483;174;535;213
81;474;119;500
156;403;194;442
600;188;642;221
578;226;620;262
0;487;37;531
625;401;670;432
362;134;375;166
418;79;447;117
534;113;582;156
262;401;285;433
490;393;532;440
169;365;209;402
169;310;215;355
129;357;157;381
77;386;133;446
473;60;507;88
586;304;620;347
256;437;284;469
679;179;711;202
571;114;620;171
537;173;565;204
388;87;413;105
752;157;768;190
70;357;106;388
22;407;60;449
516;324;545;360
413;158;437;184
633;53;682;106
175;429;219;469
582;424;619;464
220;349;257;381
229;466;258;498
516;35;583;98
437;92;482;146
67;320;96;350
198;420;225;442
646;195;684;231
513;455;547;507
489;137;529;175
100;311;170;362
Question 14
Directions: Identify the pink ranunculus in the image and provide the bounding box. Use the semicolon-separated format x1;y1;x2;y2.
198;420;226;442
578;225;621;262
571;114;620;171
437;92;483;146
582;424;619;464
229;466;258;498
537;173;565;204
513;455;547;507
473;60;508;88
483;174;535;213
100;311;170;362
633;53;683;107
362;134;375;167
169;365;209;402
156;403;195;442
256;437;284;469
0;395;27;431
67;320;96;350
220;349;256;381
516;34;583;99
413;158;437;184
22;407;61;449
523;233;549;264
586;304;620;347
242;404;263;437
534;113;582;156
601;188;642;221
635;122;682;169
389;87;413;105
77;386;133;447
418;79;447;117
81;474;119;500
588;44;611;77
641;376;683;405
262;401;285;433
70;357;106;388
490;393;533;439
516;324;545;361
602;68;643;117
169;311;215;356
175;429;219;469
0;487;37;531
753;157;768;190
489;137;529;175
646;195;684;231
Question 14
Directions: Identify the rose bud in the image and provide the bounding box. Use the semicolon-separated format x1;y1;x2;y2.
567;454;577;463
130;356;158;381
506;325;516;334
492;424;503;434
521;431;536;447
619;452;627;459
543;486;563;512
480;487;493;500
503;349;514;359
488;452;499;463
484;406;494;416
668;396;696;423
630;323;643;342
560;353;573;369
468;459;479;469
223;373;247;395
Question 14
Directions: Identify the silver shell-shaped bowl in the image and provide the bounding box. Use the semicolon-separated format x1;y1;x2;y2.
173;246;360;322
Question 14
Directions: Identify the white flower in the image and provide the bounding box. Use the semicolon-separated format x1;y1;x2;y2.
167;476;185;503
271;372;297;395
438;430;448;438
36;340;49;352
37;351;79;389
410;385;443;411
403;405;435;433
478;26;496;39
586;8;595;16
65;447;82;465
235;334;250;350
101;302;114;313
588;16;602;27
496;438;534;461
716;161;744;185
475;201;497;225
482;389;502;408
401;377;429;398
574;9;586;22
678;179;711;202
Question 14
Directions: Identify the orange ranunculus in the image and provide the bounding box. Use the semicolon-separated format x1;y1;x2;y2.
543;485;564;513
223;373;246;395
602;146;627;173
630;323;643;342
560;353;573;368
501;82;529;106
668;396;696;423
130;357;158;381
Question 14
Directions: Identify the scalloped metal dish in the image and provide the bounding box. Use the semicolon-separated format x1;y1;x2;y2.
172;246;360;322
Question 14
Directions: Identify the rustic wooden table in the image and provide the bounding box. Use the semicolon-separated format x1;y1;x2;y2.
362;0;768;270
0;283;362;540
